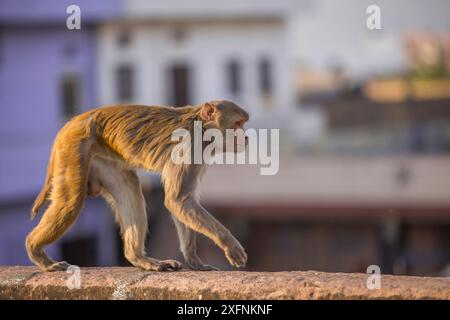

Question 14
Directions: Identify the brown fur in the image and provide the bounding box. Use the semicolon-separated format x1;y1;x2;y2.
26;100;249;271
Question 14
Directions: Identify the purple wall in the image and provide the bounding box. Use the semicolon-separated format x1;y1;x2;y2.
0;1;123;265
0;0;122;200
0;26;98;199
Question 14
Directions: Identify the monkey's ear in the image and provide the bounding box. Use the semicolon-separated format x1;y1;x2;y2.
200;103;216;122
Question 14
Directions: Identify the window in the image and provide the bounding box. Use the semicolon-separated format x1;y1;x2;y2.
227;60;241;95
116;64;134;102
168;64;191;107
259;58;272;96
60;74;81;120
117;29;131;48
172;25;187;43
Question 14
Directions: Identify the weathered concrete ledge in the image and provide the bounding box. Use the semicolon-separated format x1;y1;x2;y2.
0;266;448;300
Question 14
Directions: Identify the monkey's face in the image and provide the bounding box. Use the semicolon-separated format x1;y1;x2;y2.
200;100;249;153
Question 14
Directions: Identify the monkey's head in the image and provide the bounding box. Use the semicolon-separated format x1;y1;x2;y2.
198;100;250;153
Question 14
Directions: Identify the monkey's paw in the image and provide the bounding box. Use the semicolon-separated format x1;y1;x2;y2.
160;259;183;271
225;242;247;268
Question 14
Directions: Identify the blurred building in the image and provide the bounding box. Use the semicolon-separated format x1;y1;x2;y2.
288;0;450;151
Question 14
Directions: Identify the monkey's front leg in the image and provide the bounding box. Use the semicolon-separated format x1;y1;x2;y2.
166;197;247;268
172;216;218;271
93;158;182;271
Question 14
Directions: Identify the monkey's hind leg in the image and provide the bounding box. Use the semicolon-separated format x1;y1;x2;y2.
26;180;86;272
94;158;182;271
26;139;90;272
26;200;83;271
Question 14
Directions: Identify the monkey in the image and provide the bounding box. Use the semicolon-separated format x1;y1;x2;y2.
26;100;249;272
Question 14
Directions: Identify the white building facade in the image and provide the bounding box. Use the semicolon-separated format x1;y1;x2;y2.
97;0;298;126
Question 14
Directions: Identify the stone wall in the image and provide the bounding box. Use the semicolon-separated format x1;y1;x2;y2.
0;266;448;300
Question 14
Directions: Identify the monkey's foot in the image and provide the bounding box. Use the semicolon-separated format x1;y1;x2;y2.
186;262;219;271
45;261;70;272
160;259;183;271
132;257;182;271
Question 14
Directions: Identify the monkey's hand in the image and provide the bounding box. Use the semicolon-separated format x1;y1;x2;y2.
224;236;247;268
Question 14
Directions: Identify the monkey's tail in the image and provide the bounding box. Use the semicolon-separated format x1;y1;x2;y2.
31;148;55;219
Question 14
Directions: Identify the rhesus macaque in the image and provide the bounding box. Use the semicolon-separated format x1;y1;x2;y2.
26;100;249;272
